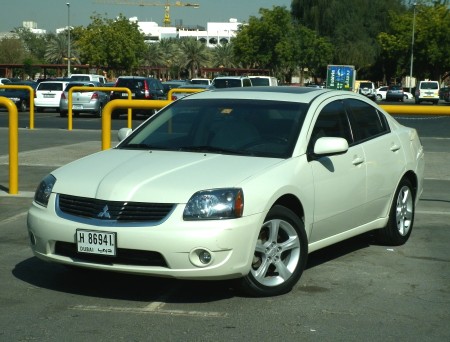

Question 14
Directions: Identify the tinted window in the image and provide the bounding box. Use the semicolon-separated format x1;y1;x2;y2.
420;82;438;90
243;79;252;87
250;78;270;86
310;100;352;148
38;83;64;91
345;99;389;142
213;79;242;88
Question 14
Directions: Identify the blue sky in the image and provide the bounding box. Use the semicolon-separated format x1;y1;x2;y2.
0;0;292;32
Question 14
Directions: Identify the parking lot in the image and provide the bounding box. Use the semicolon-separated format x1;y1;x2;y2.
0;114;449;341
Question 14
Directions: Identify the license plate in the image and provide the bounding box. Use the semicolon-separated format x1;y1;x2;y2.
43;94;54;98
76;229;117;256
72;105;83;109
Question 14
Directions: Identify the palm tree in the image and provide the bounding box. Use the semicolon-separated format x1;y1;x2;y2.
45;34;79;65
158;38;183;79
179;37;210;79
210;42;236;68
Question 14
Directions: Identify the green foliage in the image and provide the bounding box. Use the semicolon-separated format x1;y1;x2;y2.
76;14;147;73
179;37;211;78
0;37;27;63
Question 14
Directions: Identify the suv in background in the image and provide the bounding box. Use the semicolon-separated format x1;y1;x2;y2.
210;76;253;89
34;80;69;112
386;85;405;102
249;76;278;86
110;76;166;118
70;74;106;84
357;81;376;101
415;80;440;104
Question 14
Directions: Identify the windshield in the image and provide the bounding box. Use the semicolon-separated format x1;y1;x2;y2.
118;98;307;158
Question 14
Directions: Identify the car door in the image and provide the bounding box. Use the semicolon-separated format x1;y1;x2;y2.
308;99;367;243
344;99;404;222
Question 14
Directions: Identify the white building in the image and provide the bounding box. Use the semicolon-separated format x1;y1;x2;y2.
136;17;241;47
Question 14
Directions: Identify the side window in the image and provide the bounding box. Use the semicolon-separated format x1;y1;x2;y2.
243;79;252;87
309;100;352;149
345;99;389;143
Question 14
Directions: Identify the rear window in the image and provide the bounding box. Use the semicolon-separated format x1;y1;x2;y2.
250;78;270;86
359;82;373;88
389;85;403;91
116;78;145;90
70;75;90;82
420;82;439;90
38;83;64;91
213;79;242;88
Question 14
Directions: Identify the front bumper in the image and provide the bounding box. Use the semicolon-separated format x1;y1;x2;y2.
27;196;264;280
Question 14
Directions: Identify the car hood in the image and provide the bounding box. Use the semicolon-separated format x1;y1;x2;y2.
52;149;283;203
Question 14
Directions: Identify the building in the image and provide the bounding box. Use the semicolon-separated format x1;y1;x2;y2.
135;17;241;47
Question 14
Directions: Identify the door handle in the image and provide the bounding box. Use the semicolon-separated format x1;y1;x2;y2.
352;157;364;165
390;144;401;152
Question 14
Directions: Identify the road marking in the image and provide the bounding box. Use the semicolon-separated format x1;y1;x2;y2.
416;210;450;216
69;304;227;317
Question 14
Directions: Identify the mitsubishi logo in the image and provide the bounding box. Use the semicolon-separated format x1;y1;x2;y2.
98;205;111;219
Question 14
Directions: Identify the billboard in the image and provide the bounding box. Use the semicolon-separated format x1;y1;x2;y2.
326;65;355;91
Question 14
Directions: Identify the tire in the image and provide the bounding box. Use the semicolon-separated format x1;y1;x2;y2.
60;111;67;117
377;178;415;246
18;100;27;112
95;104;103;118
403;94;408;101
239;205;308;297
376;94;382;101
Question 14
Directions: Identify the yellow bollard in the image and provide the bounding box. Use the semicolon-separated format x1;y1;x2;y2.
0;97;19;194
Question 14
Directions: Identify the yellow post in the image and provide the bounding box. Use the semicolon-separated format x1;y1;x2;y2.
0;97;19;194
167;87;205;100
67;86;133;130
0;85;35;129
102;99;171;150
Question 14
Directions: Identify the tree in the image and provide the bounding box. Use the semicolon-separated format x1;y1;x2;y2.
210;42;236;68
13;27;49;62
378;2;450;82
76;14;147;74
0;37;27;63
45;33;79;65
233;6;295;77
179;37;210;78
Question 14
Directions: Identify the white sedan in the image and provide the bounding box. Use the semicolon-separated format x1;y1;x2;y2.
376;86;414;101
27;87;425;297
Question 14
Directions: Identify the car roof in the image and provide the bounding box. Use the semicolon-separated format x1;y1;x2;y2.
181;86;337;103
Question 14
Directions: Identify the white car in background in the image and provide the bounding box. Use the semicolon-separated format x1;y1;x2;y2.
34;80;69;112
376;86;413;101
27;87;424;297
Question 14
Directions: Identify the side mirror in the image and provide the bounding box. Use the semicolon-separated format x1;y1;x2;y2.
118;128;132;142
313;137;349;156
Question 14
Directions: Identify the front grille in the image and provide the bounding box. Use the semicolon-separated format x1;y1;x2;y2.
55;241;168;267
58;194;174;222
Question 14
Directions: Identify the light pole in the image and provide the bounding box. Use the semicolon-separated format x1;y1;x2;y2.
409;2;416;94
67;2;71;77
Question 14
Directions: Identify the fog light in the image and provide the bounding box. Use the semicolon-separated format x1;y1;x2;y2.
198;250;212;264
189;248;214;267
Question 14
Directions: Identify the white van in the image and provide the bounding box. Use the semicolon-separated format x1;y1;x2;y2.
415;80;440;104
249;76;278;86
70;74;106;84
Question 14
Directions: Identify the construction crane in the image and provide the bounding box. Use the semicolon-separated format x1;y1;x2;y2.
95;0;200;27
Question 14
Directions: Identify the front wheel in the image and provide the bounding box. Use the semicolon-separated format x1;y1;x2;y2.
239;205;308;297
376;178;415;246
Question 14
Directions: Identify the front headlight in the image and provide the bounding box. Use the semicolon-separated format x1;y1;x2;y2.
34;174;56;207
183;188;244;220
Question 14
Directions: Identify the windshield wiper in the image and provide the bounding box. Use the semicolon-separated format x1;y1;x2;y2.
178;145;247;155
120;144;174;150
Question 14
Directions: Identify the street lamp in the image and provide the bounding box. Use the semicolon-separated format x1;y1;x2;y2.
408;2;416;94
67;2;71;77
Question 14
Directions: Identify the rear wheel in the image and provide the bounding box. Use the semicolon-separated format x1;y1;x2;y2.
240;205;308;297
377;178;415;246
18;100;27;112
95;104;103;118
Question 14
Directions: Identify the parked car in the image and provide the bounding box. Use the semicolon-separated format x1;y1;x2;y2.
0;78;11;85
59;81;109;118
439;86;450;103
249;76;278;86
170;84;209;100
375;86;388;101
110;76;166;118
0;81;37;111
415;80;440;104
357;81;376;101
34;80;69;112
27;87;424;297
377;86;413;101
69;74;107;84
386;85;405;102
162;80;187;95
190;78;212;86
210;76;253;88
